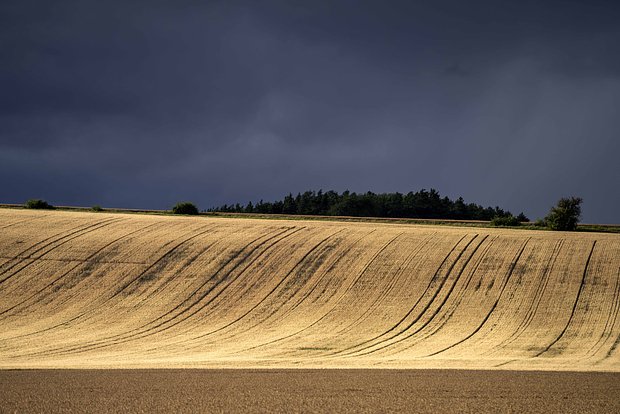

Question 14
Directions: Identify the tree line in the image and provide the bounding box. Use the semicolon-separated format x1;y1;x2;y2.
209;189;528;222
20;194;586;231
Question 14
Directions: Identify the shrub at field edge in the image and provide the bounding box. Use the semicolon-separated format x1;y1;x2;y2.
25;199;55;210
491;215;521;227
172;202;199;215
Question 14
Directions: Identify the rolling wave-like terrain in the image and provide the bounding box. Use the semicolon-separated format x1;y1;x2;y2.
1;209;619;370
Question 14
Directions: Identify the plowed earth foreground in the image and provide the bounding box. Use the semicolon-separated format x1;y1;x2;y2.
1;210;619;370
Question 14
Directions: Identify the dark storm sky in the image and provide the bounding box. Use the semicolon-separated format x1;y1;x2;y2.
1;1;619;222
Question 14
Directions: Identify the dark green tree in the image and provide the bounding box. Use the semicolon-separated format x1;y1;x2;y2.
545;197;582;231
25;199;55;209
172;202;199;215
516;212;529;222
282;193;297;214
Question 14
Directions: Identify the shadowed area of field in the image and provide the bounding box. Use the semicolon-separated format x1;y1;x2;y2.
1;210;619;370
1;369;619;413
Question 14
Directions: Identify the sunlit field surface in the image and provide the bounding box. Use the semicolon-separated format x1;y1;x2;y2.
1;209;618;371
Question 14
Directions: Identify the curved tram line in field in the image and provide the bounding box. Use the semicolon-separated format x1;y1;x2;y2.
0;210;619;371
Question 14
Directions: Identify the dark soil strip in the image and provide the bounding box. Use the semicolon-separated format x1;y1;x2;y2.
1;369;618;414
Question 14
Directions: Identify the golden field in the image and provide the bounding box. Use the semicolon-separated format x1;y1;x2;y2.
1;209;619;371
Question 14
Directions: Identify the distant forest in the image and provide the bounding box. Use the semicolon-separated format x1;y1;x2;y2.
210;189;527;221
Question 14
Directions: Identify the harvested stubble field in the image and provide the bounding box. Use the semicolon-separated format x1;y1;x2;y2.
1;209;620;412
0;209;619;370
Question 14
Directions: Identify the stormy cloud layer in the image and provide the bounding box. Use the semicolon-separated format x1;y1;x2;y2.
1;0;619;222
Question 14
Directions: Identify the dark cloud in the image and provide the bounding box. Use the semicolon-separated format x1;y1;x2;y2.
1;0;619;222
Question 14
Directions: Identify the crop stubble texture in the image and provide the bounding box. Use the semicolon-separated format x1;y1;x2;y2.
0;210;619;370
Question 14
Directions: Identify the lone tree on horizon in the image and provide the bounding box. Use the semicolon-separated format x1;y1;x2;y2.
172;202;199;215
545;196;582;231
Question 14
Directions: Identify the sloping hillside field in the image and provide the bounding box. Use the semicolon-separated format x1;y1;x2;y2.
1;209;619;370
